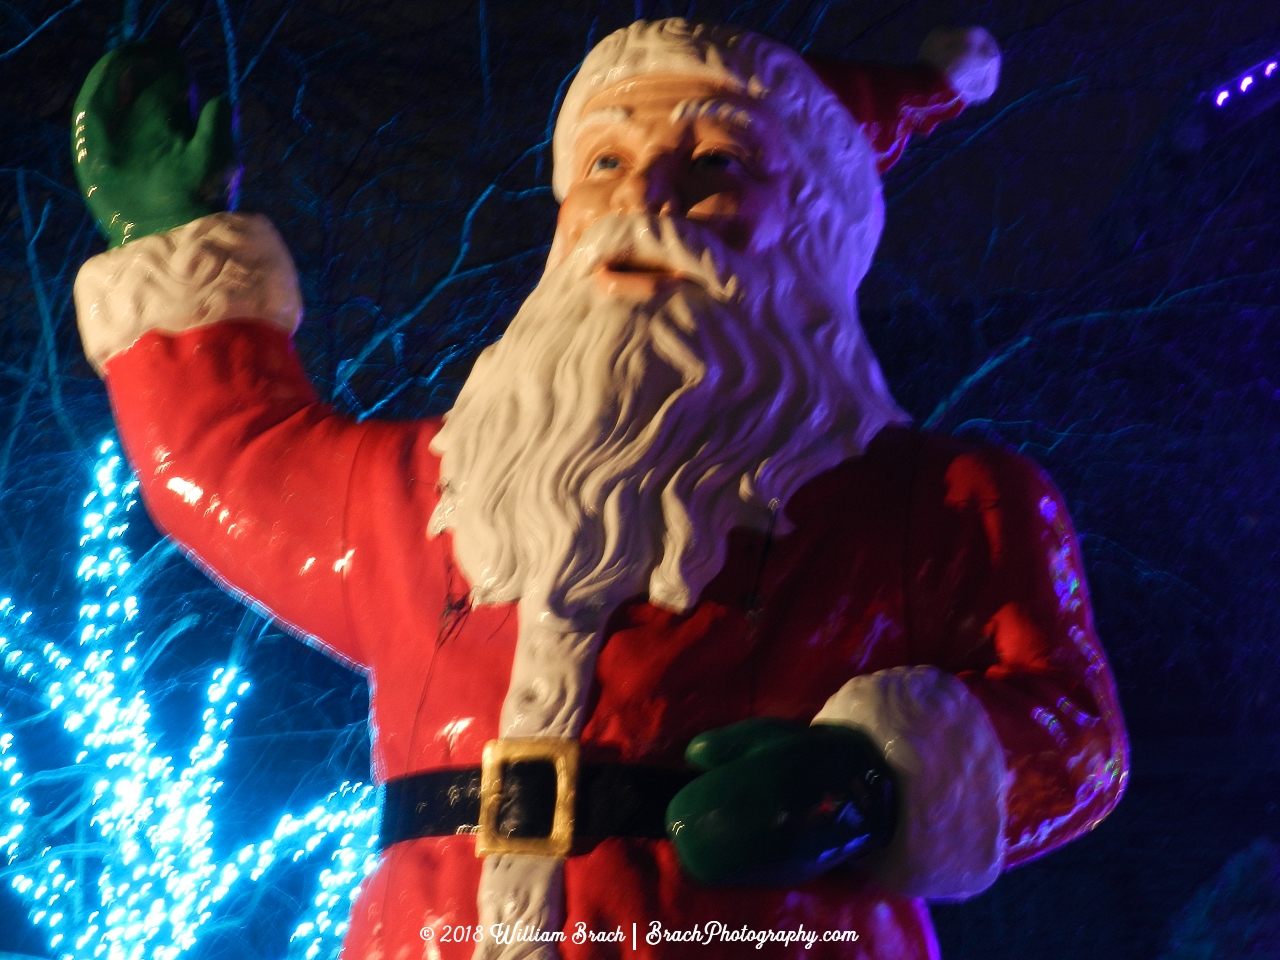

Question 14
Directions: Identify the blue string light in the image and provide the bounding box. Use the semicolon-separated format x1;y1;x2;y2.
0;438;379;959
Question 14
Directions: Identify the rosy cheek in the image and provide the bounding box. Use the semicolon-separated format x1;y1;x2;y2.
550;186;609;266
687;192;742;220
554;199;580;240
686;193;752;249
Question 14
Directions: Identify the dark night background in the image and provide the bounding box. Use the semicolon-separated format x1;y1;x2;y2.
1;0;1278;957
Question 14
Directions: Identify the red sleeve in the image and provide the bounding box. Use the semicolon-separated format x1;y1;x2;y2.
102;319;444;674
907;440;1130;868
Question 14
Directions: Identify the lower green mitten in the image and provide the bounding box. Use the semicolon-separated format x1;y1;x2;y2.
666;718;896;886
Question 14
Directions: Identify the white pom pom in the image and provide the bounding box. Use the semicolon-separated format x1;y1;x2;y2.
920;26;1001;104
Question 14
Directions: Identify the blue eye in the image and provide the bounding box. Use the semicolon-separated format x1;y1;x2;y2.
591;155;622;173
692;151;736;171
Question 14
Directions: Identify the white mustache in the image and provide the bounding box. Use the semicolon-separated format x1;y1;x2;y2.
559;214;742;302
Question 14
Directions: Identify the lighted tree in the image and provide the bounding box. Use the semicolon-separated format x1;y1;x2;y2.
0;438;379;960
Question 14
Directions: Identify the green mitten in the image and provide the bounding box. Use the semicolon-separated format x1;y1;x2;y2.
72;42;235;247
666;717;896;886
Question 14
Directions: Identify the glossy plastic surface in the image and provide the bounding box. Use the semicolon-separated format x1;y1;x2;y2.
72;42;234;247
103;319;1128;958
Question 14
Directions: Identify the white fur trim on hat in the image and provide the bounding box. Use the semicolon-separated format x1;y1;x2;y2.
813;665;1008;900
551;18;874;203
74;212;302;374
919;27;1001;104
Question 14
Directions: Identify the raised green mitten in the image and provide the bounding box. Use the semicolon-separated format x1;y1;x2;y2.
72;42;235;247
666;718;897;886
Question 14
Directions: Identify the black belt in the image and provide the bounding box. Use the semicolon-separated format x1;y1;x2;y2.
379;752;697;854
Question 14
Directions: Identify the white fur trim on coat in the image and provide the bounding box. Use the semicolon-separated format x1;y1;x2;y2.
472;605;605;960
74;212;302;374
919;27;1001;104
813;665;1008;900
474;856;564;960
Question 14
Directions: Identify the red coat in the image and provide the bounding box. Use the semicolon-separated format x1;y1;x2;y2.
102;319;1128;959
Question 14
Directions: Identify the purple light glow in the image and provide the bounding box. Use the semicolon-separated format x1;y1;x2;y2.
1267;62;1278;77
1240;76;1254;92
1216;90;1230;106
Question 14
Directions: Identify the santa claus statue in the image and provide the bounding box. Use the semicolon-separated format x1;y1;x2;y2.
70;18;1127;959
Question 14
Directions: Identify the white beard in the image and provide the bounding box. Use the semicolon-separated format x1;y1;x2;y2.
429;212;905;630
431;215;906;960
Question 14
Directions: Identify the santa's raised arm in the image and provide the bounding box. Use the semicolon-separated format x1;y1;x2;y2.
71;20;1126;959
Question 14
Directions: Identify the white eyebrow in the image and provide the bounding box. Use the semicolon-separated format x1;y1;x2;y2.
669;98;753;129
574;106;632;135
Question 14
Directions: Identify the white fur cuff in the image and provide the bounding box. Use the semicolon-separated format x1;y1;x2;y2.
74;212;302;374
919;27;1001;104
813;665;1008;899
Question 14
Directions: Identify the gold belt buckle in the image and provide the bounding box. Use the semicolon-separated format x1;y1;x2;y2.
475;737;578;858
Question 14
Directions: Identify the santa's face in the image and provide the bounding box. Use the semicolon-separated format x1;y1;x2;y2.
429;72;905;627
550;74;790;284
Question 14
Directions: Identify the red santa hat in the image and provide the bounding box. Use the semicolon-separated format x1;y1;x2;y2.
551;18;1000;199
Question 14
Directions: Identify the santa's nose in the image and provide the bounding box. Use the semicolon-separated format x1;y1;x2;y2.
612;157;681;217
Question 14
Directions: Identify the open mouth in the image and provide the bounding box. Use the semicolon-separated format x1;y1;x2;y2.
600;257;680;277
594;259;688;296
